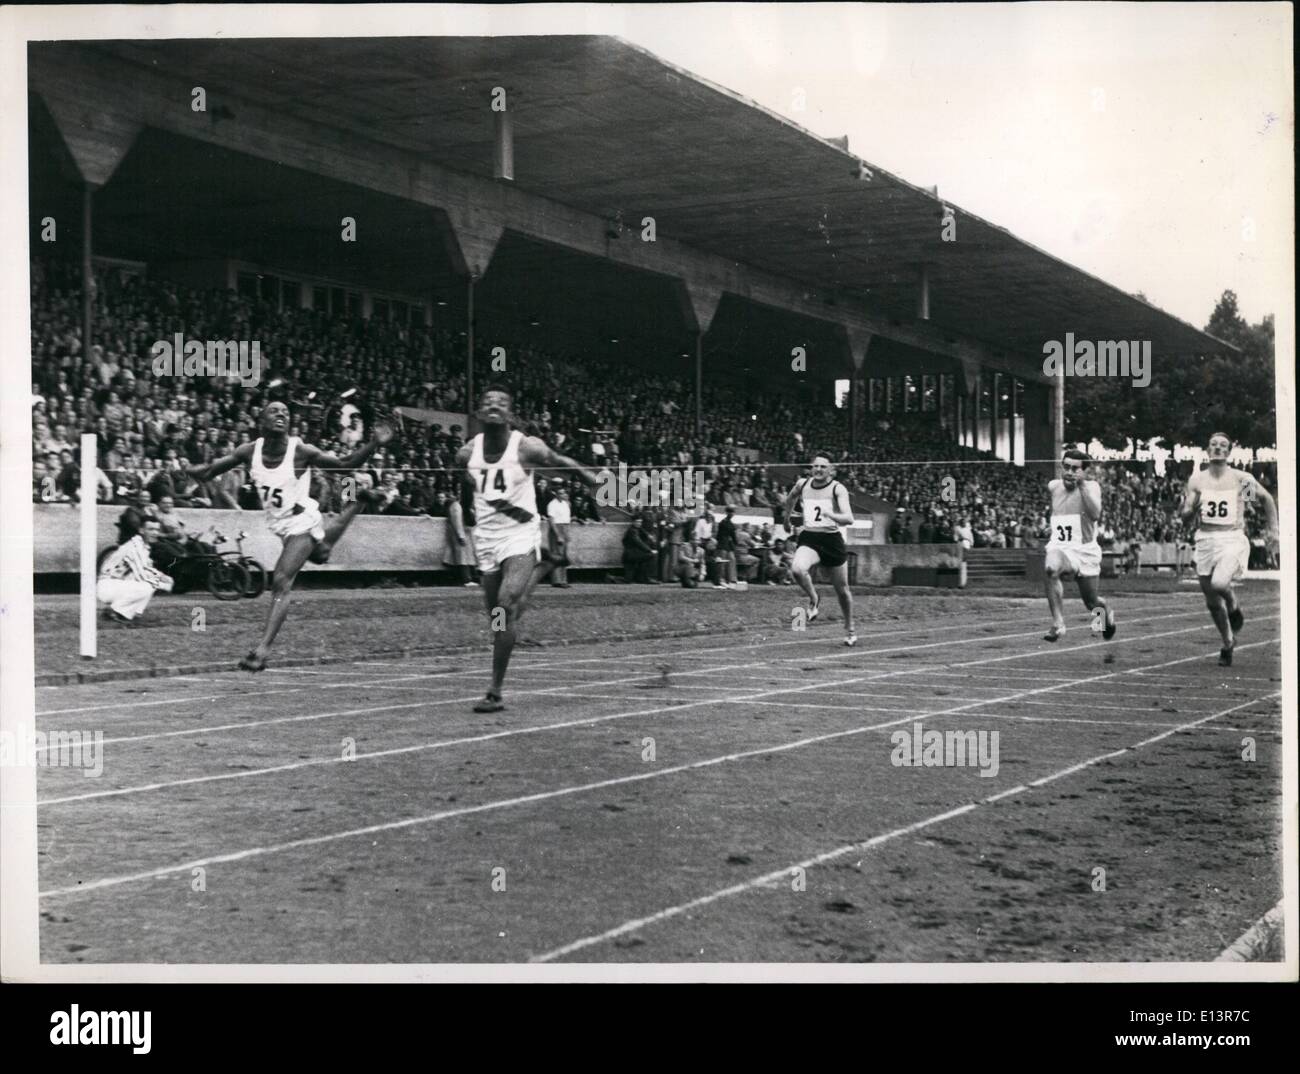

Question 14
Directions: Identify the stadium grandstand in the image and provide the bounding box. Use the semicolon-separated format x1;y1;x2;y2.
30;36;1274;578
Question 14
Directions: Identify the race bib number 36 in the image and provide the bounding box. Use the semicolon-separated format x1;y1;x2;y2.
1199;496;1238;524
1050;513;1082;545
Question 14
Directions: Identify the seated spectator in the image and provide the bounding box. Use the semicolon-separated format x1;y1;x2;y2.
949;517;971;549
621;513;659;583
734;524;760;582
763;539;792;585
676;539;703;588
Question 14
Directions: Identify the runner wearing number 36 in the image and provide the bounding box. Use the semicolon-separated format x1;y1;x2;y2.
1179;431;1279;666
1042;449;1115;643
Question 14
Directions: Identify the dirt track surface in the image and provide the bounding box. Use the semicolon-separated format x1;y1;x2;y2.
32;582;1283;964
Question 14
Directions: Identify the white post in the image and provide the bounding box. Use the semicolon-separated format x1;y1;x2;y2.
80;433;97;659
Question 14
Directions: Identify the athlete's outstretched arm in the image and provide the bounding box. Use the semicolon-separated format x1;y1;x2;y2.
301;421;395;472
1079;479;1103;521
184;442;254;483
1178;476;1201;526
782;478;807;521
451;444;474;498
828;483;855;526
519;438;603;489
1248;476;1280;545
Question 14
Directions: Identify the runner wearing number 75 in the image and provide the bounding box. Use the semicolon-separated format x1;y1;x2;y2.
184;400;393;671
1178;431;1279;666
1042;449;1115;643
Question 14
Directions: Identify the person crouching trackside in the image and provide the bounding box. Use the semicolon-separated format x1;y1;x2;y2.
97;517;173;622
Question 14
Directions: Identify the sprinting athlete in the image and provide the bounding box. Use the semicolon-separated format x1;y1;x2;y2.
783;455;857;646
456;385;602;712
185;400;392;670
1042;449;1116;643
1178;431;1279;666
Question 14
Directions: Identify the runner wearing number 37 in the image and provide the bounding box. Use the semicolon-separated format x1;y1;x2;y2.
1042;449;1115;643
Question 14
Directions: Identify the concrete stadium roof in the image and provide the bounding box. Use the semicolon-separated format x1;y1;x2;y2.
76;35;1230;360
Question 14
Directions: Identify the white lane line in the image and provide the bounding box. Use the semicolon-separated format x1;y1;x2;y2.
38;642;1277;893
1215;900;1285;961
34;611;1199;746
34;598;1204;716
35;615;1233;787
531;690;1278;962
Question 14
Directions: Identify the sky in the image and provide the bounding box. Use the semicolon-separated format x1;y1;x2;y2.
527;2;1293;329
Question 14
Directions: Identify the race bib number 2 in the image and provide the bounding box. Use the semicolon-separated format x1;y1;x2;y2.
1050;513;1082;545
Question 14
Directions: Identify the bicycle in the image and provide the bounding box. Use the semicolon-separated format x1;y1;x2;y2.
220;529;268;599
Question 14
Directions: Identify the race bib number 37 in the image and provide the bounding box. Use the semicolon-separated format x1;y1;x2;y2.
1050;513;1083;545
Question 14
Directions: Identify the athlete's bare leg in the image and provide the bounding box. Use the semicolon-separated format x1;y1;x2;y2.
1043;548;1070;640
1075;575;1115;638
242;532;315;669
476;553;538;709
791;545;822;618
242;496;373;670
1198;571;1235;651
828;561;855;642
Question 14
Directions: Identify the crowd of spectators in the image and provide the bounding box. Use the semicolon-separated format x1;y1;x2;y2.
31;259;1278;554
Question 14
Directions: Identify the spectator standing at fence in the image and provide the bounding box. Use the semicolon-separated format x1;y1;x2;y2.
546;485;572;588
444;490;478;586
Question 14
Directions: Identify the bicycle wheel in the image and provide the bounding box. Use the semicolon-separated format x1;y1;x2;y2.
207;558;250;601
241;557;268;599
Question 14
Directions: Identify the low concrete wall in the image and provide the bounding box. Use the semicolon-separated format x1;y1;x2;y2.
846;542;965;586
34;505;630;573
38;505;969;584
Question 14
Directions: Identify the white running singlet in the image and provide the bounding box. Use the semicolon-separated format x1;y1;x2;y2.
251;436;318;527
468;430;539;536
799;478;848;536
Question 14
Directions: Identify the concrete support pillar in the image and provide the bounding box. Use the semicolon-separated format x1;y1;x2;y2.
81;184;94;374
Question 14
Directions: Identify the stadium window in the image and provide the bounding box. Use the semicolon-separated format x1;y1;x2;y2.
346;292;360;318
313;286;328;313
394;300;408;324
411;304;425;326
834;378;850;408
331;287;345;316
237;272;258;300
372;298;390;322
260;274;279;306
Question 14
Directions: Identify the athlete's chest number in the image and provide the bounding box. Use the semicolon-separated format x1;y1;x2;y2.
1055;523;1073;542
1202;499;1230;518
260;485;284;509
811;504;823;523
478;468;508;493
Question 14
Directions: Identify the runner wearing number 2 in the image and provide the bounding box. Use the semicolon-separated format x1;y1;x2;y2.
1178;431;1279;666
1042;449;1115;643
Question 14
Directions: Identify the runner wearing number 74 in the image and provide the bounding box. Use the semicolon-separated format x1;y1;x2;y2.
1178;431;1279;666
1042;449;1116;643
